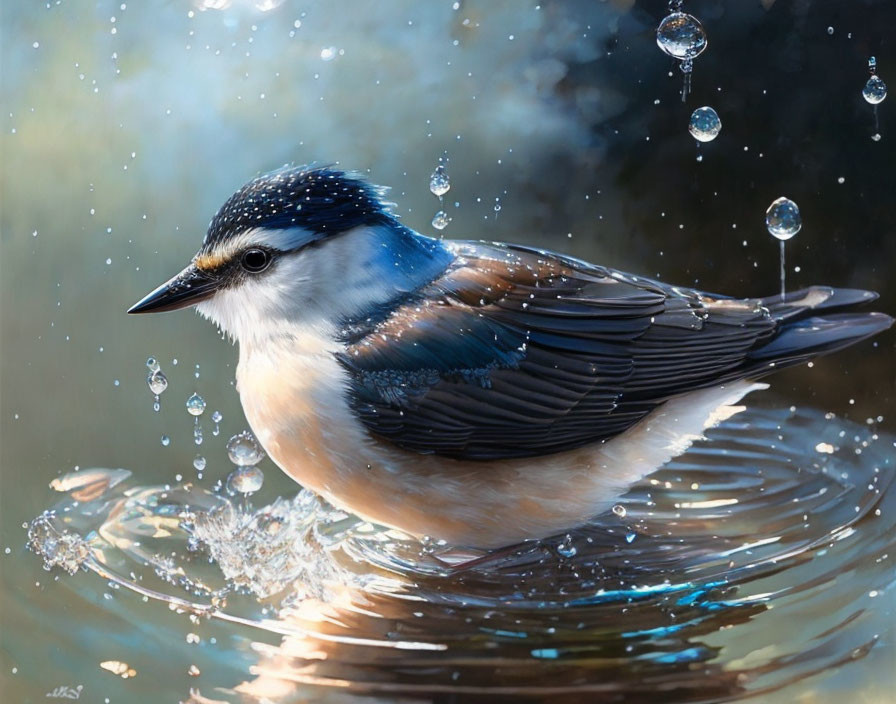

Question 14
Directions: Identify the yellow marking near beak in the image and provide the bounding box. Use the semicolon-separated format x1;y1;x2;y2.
194;250;232;270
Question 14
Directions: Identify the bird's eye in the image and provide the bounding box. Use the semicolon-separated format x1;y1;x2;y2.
240;248;271;273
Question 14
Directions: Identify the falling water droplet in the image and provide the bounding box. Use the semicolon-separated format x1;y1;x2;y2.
226;430;265;467
766;197;801;299
429;165;450;197
193;455;206;472
612;504;627;518
146;357;160;373
161;435;170;447
147;371;168;395
226;467;264;494
765;197;801;240
431;210;450;230
656;12;707;61
185;393;206;416
863;75;887;105
211;411;222;436
688;106;721;142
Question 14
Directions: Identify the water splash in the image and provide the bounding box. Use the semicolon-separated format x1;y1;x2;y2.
26;404;894;701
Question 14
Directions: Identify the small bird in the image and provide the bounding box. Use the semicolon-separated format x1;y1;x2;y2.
129;166;892;548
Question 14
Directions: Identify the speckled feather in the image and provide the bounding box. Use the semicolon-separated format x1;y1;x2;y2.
202;166;395;254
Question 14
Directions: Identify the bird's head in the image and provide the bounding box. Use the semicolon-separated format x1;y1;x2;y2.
128;165;450;345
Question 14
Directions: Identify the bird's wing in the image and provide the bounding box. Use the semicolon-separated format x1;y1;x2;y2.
336;241;876;460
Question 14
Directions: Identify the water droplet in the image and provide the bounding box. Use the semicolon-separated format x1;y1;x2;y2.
185;393;206;416
688;106;721;142
556;534;577;558
193;455;206;472
146;370;168;395
765;197;801;241
625;533;637;544
826;26;834;35
612;504;627;518
429;165;450;197
227;467;264;494
146;357;160;372
161;435;170;447
211;411;222;436
656;12;707;61
320;46;336;61
431;210;450;230
871;133;882;142
187;664;200;677
226;431;265;466
863;75;887;105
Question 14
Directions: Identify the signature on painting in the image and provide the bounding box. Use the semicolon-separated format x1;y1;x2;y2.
46;685;83;699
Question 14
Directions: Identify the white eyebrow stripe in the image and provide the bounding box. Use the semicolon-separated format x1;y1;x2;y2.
194;227;316;270
248;226;317;251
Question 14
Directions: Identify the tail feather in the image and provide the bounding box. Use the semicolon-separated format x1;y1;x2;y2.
749;312;893;365
708;286;893;380
759;286;880;323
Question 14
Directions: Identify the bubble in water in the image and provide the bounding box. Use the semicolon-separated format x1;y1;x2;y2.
431;210;450;230
688;106;721;142
146;370;168;395
656;12;707;61
186;393;206;416
227;467;264;494
429;165;450;197
765;197;802;241
226;430;265;467
863;75;887;105
193;455;206;472
161;435;170;447
612;504;627;518
146;357;160;373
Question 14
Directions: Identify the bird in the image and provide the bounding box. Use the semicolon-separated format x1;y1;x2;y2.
129;165;892;548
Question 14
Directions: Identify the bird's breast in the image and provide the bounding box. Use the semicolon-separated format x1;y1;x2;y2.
235;333;765;548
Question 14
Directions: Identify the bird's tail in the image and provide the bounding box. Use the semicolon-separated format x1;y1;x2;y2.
743;286;892;373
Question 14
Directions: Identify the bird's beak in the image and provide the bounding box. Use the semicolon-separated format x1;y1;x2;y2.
127;263;219;314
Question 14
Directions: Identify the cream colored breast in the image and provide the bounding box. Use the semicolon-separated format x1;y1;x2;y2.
236;331;765;548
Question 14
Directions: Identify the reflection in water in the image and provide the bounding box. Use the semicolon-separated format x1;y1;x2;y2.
29;404;894;702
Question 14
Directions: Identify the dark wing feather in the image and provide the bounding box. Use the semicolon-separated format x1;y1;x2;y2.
337;241;888;460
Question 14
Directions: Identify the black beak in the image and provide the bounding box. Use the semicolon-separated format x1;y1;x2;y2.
127;264;219;314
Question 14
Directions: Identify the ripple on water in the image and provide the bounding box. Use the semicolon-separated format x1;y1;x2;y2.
27;404;895;702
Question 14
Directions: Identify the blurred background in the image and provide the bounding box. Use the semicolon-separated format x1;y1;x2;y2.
1;0;894;701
